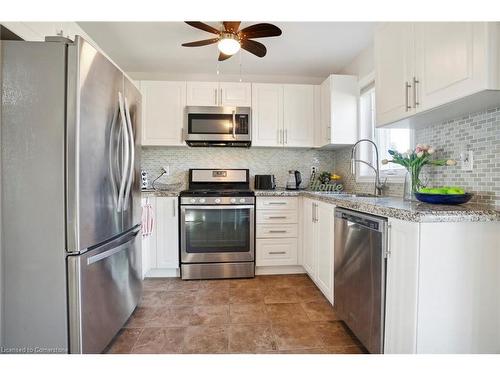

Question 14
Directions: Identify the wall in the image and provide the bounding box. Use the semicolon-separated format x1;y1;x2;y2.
141;147;336;190
416;107;500;207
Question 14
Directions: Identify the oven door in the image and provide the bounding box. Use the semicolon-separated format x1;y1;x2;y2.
185;106;251;142
180;204;255;263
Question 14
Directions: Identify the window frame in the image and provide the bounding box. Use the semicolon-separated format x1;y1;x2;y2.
355;72;414;184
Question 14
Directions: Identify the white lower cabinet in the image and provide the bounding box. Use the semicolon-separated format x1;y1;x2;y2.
384;218;500;354
141;196;179;277
301;198;335;304
256;197;299;268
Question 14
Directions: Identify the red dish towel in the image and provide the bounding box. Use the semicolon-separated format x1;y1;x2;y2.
142;201;154;236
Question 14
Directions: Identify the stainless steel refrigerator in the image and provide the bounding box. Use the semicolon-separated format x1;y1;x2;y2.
1;35;142;353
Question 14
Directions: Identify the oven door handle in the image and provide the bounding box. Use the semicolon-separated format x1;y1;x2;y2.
181;205;254;210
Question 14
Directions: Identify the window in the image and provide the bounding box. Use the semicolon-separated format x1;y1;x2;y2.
356;83;413;182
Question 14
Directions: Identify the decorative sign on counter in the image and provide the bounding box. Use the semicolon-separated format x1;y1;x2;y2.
309;171;344;192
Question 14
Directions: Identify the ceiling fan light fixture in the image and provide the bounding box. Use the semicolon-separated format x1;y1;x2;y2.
217;33;240;56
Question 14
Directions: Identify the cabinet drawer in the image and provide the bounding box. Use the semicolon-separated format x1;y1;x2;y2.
256;197;298;210
256;238;298;266
256;224;298;238
256;210;298;224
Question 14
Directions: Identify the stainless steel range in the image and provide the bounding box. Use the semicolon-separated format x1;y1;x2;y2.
180;169;255;279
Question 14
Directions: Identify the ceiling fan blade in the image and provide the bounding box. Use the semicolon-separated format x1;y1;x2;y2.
223;21;241;33
241;39;267;58
218;52;232;61
239;23;282;39
182;38;219;47
185;21;220;35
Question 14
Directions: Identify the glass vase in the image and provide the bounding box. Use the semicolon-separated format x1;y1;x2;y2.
403;166;423;201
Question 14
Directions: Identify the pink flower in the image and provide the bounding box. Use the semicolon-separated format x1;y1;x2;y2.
381;159;389;165
415;147;423;154
428;148;435;154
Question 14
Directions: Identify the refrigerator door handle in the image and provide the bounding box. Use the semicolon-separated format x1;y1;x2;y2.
122;96;135;211
108;105;120;208
117;92;130;212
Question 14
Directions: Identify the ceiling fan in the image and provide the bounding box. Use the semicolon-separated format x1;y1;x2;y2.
182;21;282;61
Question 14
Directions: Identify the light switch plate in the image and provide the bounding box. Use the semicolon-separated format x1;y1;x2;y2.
460;151;474;171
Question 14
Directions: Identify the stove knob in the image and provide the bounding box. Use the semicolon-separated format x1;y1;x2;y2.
199;198;206;203
239;198;246;203
214;198;221;204
190;198;196;204
230;198;236;204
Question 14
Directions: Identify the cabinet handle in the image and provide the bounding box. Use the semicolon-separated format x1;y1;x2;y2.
268;216;287;219
214;89;217;105
284;129;288;144
232;110;236;139
405;82;412;111
172;199;176;217
311;203;315;223
413;77;419;108
268;202;287;205
385;223;392;258
220;88;223;105
269;230;287;233
269;251;286;255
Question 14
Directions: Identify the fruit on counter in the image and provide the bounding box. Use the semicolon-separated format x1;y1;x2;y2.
330;173;342;181
418;186;465;195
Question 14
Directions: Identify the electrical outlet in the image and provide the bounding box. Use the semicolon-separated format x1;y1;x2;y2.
460;151;474;171
311;166;318;175
161;166;170;176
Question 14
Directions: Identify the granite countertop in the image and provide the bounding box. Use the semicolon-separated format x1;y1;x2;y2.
255;189;500;223
141;189;181;197
141;188;500;222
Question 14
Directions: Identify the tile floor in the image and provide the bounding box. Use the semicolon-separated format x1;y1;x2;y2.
104;274;367;354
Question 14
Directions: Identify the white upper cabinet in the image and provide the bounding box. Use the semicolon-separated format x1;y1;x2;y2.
283;85;315;147
252;83;316;148
375;22;500;127
219;82;252;106
375;23;415;126
252;83;284;147
318;75;358;148
141;80;186;146
414;22;489;111
186;81;219;106
186;81;251;106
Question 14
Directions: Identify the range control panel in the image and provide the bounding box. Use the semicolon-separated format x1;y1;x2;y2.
180;196;255;205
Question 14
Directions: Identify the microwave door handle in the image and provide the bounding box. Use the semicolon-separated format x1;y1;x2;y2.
108;105;119;209
122;96;135;211
117;92;129;213
232;110;236;139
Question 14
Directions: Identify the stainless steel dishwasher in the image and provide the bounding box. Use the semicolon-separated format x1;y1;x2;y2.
334;208;388;354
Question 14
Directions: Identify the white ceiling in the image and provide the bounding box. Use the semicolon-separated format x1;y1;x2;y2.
78;22;376;78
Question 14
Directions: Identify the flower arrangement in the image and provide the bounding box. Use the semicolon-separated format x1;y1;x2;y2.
381;144;456;197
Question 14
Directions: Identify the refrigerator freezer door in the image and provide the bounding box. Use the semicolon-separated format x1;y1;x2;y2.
67;225;142;353
66;36;126;253
122;78;142;232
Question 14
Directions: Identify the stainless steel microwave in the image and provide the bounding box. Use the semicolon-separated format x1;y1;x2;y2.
184;106;251;147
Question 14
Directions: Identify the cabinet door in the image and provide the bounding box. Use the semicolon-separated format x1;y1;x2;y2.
302;198;316;278
220;82;252;106
315;202;334;303
384;219;419;354
141;81;186;146
141;197;157;277
375;23;415;127
283;84;315;147
415;22;488;112
186;81;219;106
251;83;283;147
155;197;179;269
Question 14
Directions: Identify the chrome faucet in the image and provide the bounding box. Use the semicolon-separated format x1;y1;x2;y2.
350;139;386;196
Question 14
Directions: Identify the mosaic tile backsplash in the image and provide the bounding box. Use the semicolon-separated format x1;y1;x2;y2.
333;106;500;208
415;106;500;208
141;147;336;190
